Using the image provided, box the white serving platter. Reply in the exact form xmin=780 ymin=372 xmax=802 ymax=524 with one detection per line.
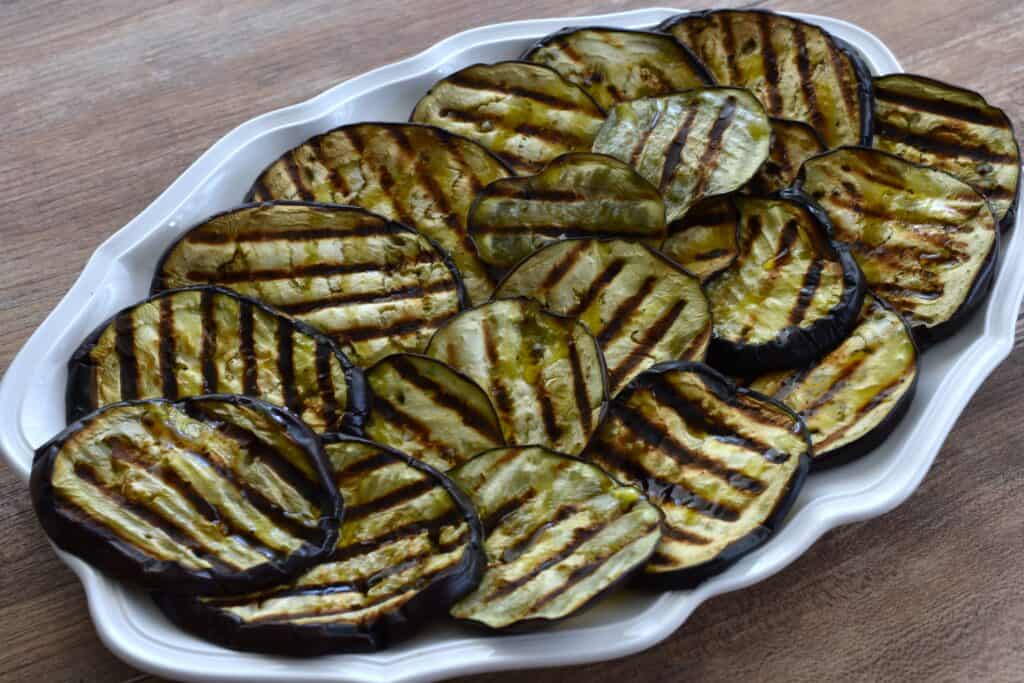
xmin=2 ymin=7 xmax=1021 ymax=683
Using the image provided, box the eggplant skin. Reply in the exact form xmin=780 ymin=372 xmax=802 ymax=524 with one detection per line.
xmin=155 ymin=436 xmax=485 ymax=656
xmin=31 ymin=395 xmax=342 ymax=596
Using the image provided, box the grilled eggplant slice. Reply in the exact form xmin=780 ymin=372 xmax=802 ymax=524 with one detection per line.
xmin=32 ymin=395 xmax=341 ymax=595
xmin=154 ymin=202 xmax=465 ymax=366
xmin=523 ymin=27 xmax=712 ymax=109
xmin=659 ymin=9 xmax=872 ymax=148
xmin=448 ymin=446 xmax=662 ymax=630
xmin=156 ymin=437 xmax=484 ymax=654
xmin=425 ymin=299 xmax=606 ymax=455
xmin=798 ymin=147 xmax=998 ymax=344
xmin=365 ymin=354 xmax=505 ymax=471
xmin=247 ymin=123 xmax=511 ymax=304
xmin=494 ymin=239 xmax=711 ymax=395
xmin=660 ymin=196 xmax=739 ymax=283
xmin=705 ymin=193 xmax=864 ymax=373
xmin=467 ymin=153 xmax=666 ymax=270
xmin=746 ymin=295 xmax=917 ymax=468
xmin=410 ymin=61 xmax=606 ymax=174
xmin=872 ymin=74 xmax=1020 ymax=227
xmin=67 ymin=286 xmax=365 ymax=434
xmin=583 ymin=362 xmax=810 ymax=587
xmin=592 ymin=88 xmax=771 ymax=222
xmin=745 ymin=118 xmax=826 ymax=194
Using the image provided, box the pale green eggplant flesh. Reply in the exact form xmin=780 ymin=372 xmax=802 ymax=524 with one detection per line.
xmin=660 ymin=196 xmax=739 ymax=283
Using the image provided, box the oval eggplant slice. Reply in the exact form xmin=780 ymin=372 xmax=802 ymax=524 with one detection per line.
xmin=467 ymin=152 xmax=667 ymax=270
xmin=660 ymin=196 xmax=739 ymax=283
xmin=448 ymin=446 xmax=662 ymax=630
xmin=583 ymin=362 xmax=810 ymax=588
xmin=365 ymin=354 xmax=505 ymax=471
xmin=67 ymin=286 xmax=365 ymax=434
xmin=425 ymin=298 xmax=606 ymax=455
xmin=872 ymin=74 xmax=1021 ymax=227
xmin=745 ymin=118 xmax=826 ymax=194
xmin=410 ymin=61 xmax=606 ymax=174
xmin=658 ymin=9 xmax=872 ymax=148
xmin=32 ymin=395 xmax=341 ymax=595
xmin=156 ymin=437 xmax=484 ymax=654
xmin=494 ymin=239 xmax=711 ymax=395
xmin=247 ymin=123 xmax=511 ymax=304
xmin=746 ymin=295 xmax=918 ymax=468
xmin=592 ymin=88 xmax=771 ymax=222
xmin=705 ymin=193 xmax=864 ymax=373
xmin=523 ymin=27 xmax=712 ymax=110
xmin=153 ymin=202 xmax=465 ymax=367
xmin=798 ymin=147 xmax=998 ymax=344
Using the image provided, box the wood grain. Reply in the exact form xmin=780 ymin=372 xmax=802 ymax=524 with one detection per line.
xmin=1 ymin=1 xmax=1022 ymax=681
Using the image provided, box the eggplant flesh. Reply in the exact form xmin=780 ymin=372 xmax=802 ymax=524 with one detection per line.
xmin=468 ymin=152 xmax=667 ymax=270
xmin=660 ymin=196 xmax=739 ymax=283
xmin=448 ymin=446 xmax=662 ymax=630
xmin=495 ymin=239 xmax=711 ymax=395
xmin=155 ymin=437 xmax=484 ymax=655
xmin=745 ymin=118 xmax=825 ymax=194
xmin=32 ymin=395 xmax=341 ymax=595
xmin=583 ymin=362 xmax=810 ymax=587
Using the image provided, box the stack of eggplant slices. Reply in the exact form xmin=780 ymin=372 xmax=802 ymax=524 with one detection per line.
xmin=31 ymin=9 xmax=1019 ymax=655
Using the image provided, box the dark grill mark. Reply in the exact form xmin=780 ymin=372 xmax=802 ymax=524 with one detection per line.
xmin=343 ymin=478 xmax=434 ymax=522
xmin=875 ymin=86 xmax=1009 ymax=127
xmin=250 ymin=177 xmax=271 ymax=202
xmin=568 ymin=339 xmax=592 ymax=436
xmin=283 ymin=152 xmax=313 ymax=201
xmin=314 ymin=135 xmax=350 ymax=196
xmin=183 ymin=253 xmax=440 ymax=285
xmin=538 ymin=387 xmax=562 ymax=444
xmin=660 ymin=107 xmax=700 ymax=192
xmin=608 ymin=296 xmax=689 ymax=391
xmin=539 ymin=240 xmax=590 ymax=293
xmin=789 ymin=260 xmax=823 ymax=326
xmin=370 ymin=397 xmax=445 ymax=462
xmin=500 ymin=505 xmax=580 ymax=564
xmin=114 ymin=313 xmax=139 ymax=400
xmin=874 ymin=121 xmax=1016 ymax=164
xmin=826 ymin=40 xmax=858 ymax=130
xmin=720 ymin=15 xmax=741 ymax=83
xmin=692 ymin=99 xmax=738 ymax=199
xmin=329 ymin=507 xmax=464 ymax=564
xmin=815 ymin=373 xmax=910 ymax=452
xmin=446 ymin=73 xmax=593 ymax=112
xmin=481 ymin=495 xmax=528 ymax=535
xmin=277 ymin=327 xmax=300 ymax=414
xmin=277 ymin=279 xmax=456 ymax=316
xmin=200 ymin=289 xmax=218 ymax=393
xmin=756 ymin=13 xmax=783 ymax=115
xmin=315 ymin=344 xmax=339 ymax=430
xmin=476 ymin=225 xmax=650 ymax=240
xmin=185 ymin=223 xmax=406 ymax=245
xmin=341 ymin=311 xmax=455 ymax=343
xmin=158 ymin=296 xmax=178 ymax=399
xmin=800 ymin=355 xmax=868 ymax=417
xmin=794 ymin=24 xmax=826 ymax=133
xmin=238 ymin=300 xmax=259 ymax=396
xmin=661 ymin=523 xmax=711 ymax=545
xmin=481 ymin=318 xmax=515 ymax=433
xmin=596 ymin=276 xmax=659 ymax=347
xmin=629 ymin=104 xmax=661 ymax=166
xmin=335 ymin=450 xmax=396 ymax=479
xmin=565 ymin=259 xmax=627 ymax=317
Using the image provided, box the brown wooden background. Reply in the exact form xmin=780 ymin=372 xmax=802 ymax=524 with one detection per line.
xmin=2 ymin=1 xmax=1023 ymax=681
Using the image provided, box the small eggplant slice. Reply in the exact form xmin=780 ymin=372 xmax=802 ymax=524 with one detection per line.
xmin=583 ymin=362 xmax=810 ymax=588
xmin=523 ymin=27 xmax=712 ymax=109
xmin=365 ymin=354 xmax=505 ymax=471
xmin=448 ymin=446 xmax=662 ymax=630
xmin=705 ymin=193 xmax=864 ymax=373
xmin=746 ymin=295 xmax=918 ymax=468
xmin=592 ymin=88 xmax=771 ymax=222
xmin=410 ymin=61 xmax=606 ymax=174
xmin=156 ymin=437 xmax=484 ymax=654
xmin=154 ymin=202 xmax=465 ymax=367
xmin=67 ymin=286 xmax=365 ymax=434
xmin=798 ymin=147 xmax=998 ymax=344
xmin=660 ymin=196 xmax=739 ymax=283
xmin=32 ymin=395 xmax=341 ymax=595
xmin=745 ymin=118 xmax=826 ymax=194
xmin=872 ymin=74 xmax=1021 ymax=227
xmin=468 ymin=152 xmax=667 ymax=270
xmin=248 ymin=123 xmax=511 ymax=304
xmin=495 ymin=239 xmax=711 ymax=395
xmin=425 ymin=298 xmax=606 ymax=455
xmin=658 ymin=9 xmax=872 ymax=148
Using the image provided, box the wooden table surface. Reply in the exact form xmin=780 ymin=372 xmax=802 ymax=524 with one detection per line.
xmin=2 ymin=1 xmax=1023 ymax=681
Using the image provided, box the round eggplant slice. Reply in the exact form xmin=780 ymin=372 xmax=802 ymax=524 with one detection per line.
xmin=467 ymin=152 xmax=667 ymax=270
xmin=247 ymin=123 xmax=511 ymax=304
xmin=410 ymin=61 xmax=606 ymax=174
xmin=365 ymin=354 xmax=505 ymax=471
xmin=155 ymin=437 xmax=484 ymax=655
xmin=872 ymin=74 xmax=1021 ymax=228
xmin=523 ymin=27 xmax=712 ymax=110
xmin=583 ymin=362 xmax=810 ymax=588
xmin=67 ymin=286 xmax=365 ymax=434
xmin=495 ymin=239 xmax=711 ymax=395
xmin=32 ymin=395 xmax=341 ymax=595
xmin=592 ymin=88 xmax=771 ymax=222
xmin=658 ymin=9 xmax=872 ymax=148
xmin=705 ymin=193 xmax=864 ymax=374
xmin=798 ymin=147 xmax=998 ymax=344
xmin=448 ymin=446 xmax=662 ymax=631
xmin=660 ymin=196 xmax=739 ymax=283
xmin=425 ymin=298 xmax=606 ymax=455
xmin=746 ymin=295 xmax=918 ymax=468
xmin=153 ymin=202 xmax=465 ymax=367
xmin=745 ymin=118 xmax=826 ymax=194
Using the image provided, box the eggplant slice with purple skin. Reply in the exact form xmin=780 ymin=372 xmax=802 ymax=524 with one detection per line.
xmin=797 ymin=147 xmax=998 ymax=346
xmin=660 ymin=196 xmax=740 ymax=283
xmin=155 ymin=436 xmax=484 ymax=655
xmin=447 ymin=446 xmax=662 ymax=631
xmin=583 ymin=362 xmax=810 ymax=588
xmin=67 ymin=285 xmax=366 ymax=435
xmin=705 ymin=192 xmax=865 ymax=374
xmin=744 ymin=118 xmax=826 ymax=194
xmin=32 ymin=395 xmax=342 ymax=596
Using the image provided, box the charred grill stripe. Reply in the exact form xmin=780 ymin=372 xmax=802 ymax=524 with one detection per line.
xmin=500 ymin=504 xmax=580 ymax=564
xmin=315 ymin=344 xmax=339 ymax=431
xmin=596 ymin=276 xmax=659 ymax=347
xmin=184 ymin=223 xmax=406 ymax=245
xmin=114 ymin=314 xmax=139 ymax=400
xmin=445 ymin=135 xmax=483 ymax=196
xmin=282 ymin=152 xmax=314 ymax=201
xmin=343 ymin=478 xmax=435 ymax=522
xmin=875 ymin=88 xmax=1009 ymax=127
xmin=276 ymin=280 xmax=457 ymax=316
xmin=794 ymin=24 xmax=826 ymax=134
xmin=564 ymin=259 xmax=627 ymax=317
xmin=329 ymin=508 xmax=464 ymax=564
xmin=800 ymin=355 xmax=869 ymax=417
xmin=238 ymin=300 xmax=259 ymax=396
xmin=335 ymin=451 xmax=396 ymax=478
xmin=827 ymin=40 xmax=858 ymax=127
xmin=481 ymin=317 xmax=515 ymax=431
xmin=661 ymin=523 xmax=712 ymax=545
xmin=445 ymin=74 xmax=593 ymax=112
xmin=538 ymin=386 xmax=561 ymax=445
xmin=183 ymin=253 xmax=441 ymax=285
xmin=821 ymin=192 xmax=977 ymax=233
xmin=815 ymin=373 xmax=911 ymax=450
xmin=789 ymin=259 xmax=823 ymax=326
xmin=389 ymin=127 xmax=463 ymax=243
xmin=568 ymin=339 xmax=592 ymax=436
xmin=472 ymin=224 xmax=653 ymax=239
xmin=481 ymin=494 xmax=529 ymax=535
xmin=756 ymin=13 xmax=784 ymax=115
xmin=692 ymin=99 xmax=738 ymax=199
xmin=873 ymin=121 xmax=1017 ymax=164
xmin=313 ymin=135 xmax=350 ymax=196
xmin=539 ymin=240 xmax=590 ymax=293
xmin=436 ymin=108 xmax=589 ymax=149
xmin=370 ymin=397 xmax=447 ymax=462
xmin=660 ymin=107 xmax=700 ymax=192
xmin=692 ymin=248 xmax=731 ymax=262
xmin=629 ymin=105 xmax=661 ymax=166
xmin=737 ymin=214 xmax=764 ymax=262
xmin=158 ymin=296 xmax=178 ymax=400
xmin=608 ymin=296 xmax=689 ymax=390
xmin=277 ymin=326 xmax=300 ymax=414
xmin=200 ymin=290 xmax=218 ymax=393
xmin=250 ymin=177 xmax=271 ymax=202
xmin=720 ymin=15 xmax=741 ymax=84
xmin=341 ymin=311 xmax=455 ymax=343
xmin=681 ymin=323 xmax=712 ymax=359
